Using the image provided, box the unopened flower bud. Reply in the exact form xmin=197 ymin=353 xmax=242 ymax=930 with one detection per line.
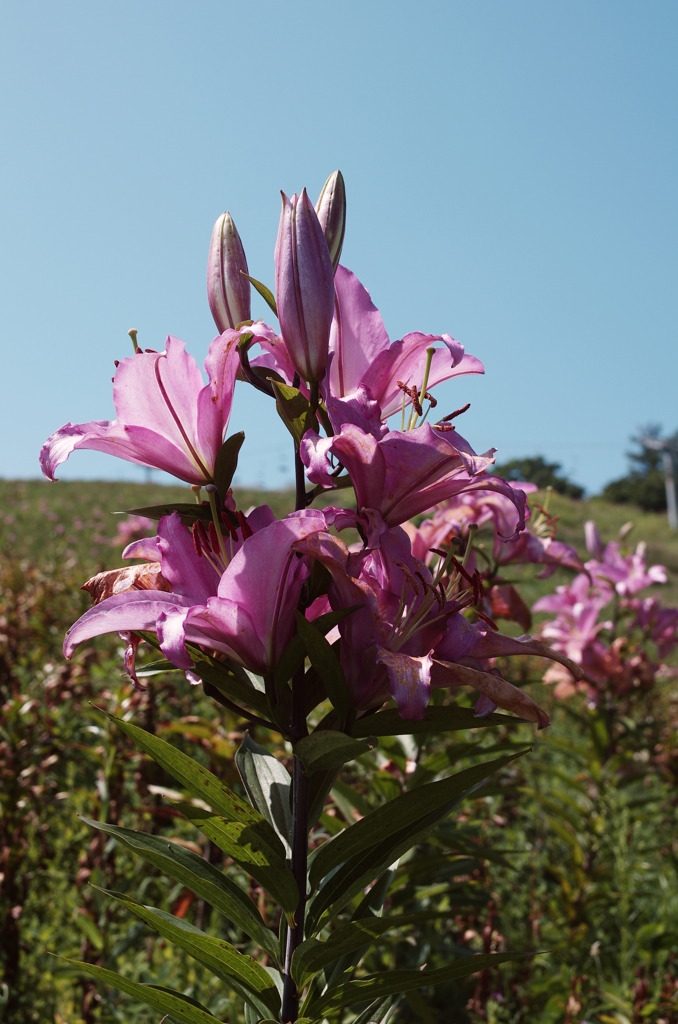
xmin=274 ymin=188 xmax=335 ymax=384
xmin=315 ymin=170 xmax=346 ymax=272
xmin=207 ymin=212 xmax=251 ymax=333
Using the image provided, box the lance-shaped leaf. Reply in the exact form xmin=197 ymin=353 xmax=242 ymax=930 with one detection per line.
xmin=175 ymin=803 xmax=299 ymax=913
xmin=187 ymin=646 xmax=272 ymax=719
xmin=274 ymin=607 xmax=356 ymax=692
xmin=271 ymin=380 xmax=319 ymax=446
xmin=121 ymin=502 xmax=217 ymax=526
xmin=104 ymin=714 xmax=283 ymax=851
xmin=352 ymin=704 xmax=523 ymax=737
xmin=242 ymin=272 xmax=278 ymax=316
xmin=294 ymin=730 xmax=378 ymax=773
xmin=235 ymin=734 xmax=292 ymax=857
xmin=96 ymin=887 xmax=281 ymax=1018
xmin=350 ymin=997 xmax=400 ymax=1024
xmin=295 ymin=612 xmax=350 ymax=721
xmin=309 ymin=952 xmax=538 ymax=1015
xmin=309 ymin=751 xmax=528 ymax=890
xmin=214 ymin=431 xmax=245 ymax=502
xmin=292 ymin=913 xmax=447 ymax=988
xmin=80 ymin=816 xmax=278 ymax=960
xmin=50 ymin=957 xmax=225 ymax=1024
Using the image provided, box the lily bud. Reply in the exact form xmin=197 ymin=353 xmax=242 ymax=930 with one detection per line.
xmin=315 ymin=170 xmax=346 ymax=272
xmin=207 ymin=212 xmax=251 ymax=333
xmin=274 ymin=188 xmax=335 ymax=384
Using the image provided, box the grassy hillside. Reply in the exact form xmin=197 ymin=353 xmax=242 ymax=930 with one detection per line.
xmin=2 ymin=478 xmax=676 ymax=606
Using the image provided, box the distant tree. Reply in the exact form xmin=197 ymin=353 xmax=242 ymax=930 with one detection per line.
xmin=601 ymin=424 xmax=677 ymax=512
xmin=491 ymin=455 xmax=584 ymax=499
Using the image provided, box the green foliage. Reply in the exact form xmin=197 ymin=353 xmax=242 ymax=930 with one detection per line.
xmin=602 ymin=425 xmax=678 ymax=512
xmin=3 ymin=482 xmax=678 ymax=1023
xmin=491 ymin=455 xmax=585 ymax=499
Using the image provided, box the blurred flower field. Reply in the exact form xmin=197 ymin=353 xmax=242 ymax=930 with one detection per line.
xmin=1 ymin=480 xmax=678 ymax=1023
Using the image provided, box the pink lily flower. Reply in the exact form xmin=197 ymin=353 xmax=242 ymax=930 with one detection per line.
xmin=327 ymin=266 xmax=484 ymax=418
xmin=40 ymin=332 xmax=241 ymax=485
xmin=294 ymin=527 xmax=578 ymax=724
xmin=585 ymin=538 xmax=667 ymax=597
xmin=405 ymin=486 xmax=584 ymax=579
xmin=301 ymin=421 xmax=527 ymax=547
xmin=63 ymin=509 xmax=327 ymax=682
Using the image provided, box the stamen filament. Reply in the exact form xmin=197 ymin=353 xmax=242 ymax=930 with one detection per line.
xmin=410 ymin=346 xmax=435 ymax=430
xmin=205 ymin=485 xmax=231 ymax=567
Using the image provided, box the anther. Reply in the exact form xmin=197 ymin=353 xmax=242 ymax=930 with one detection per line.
xmin=114 ymin=359 xmax=120 ymax=367
xmin=208 ymin=521 xmax=221 ymax=554
xmin=236 ymin=510 xmax=253 ymax=540
xmin=220 ymin=510 xmax=239 ymax=539
xmin=192 ymin=521 xmax=203 ymax=558
xmin=437 ymin=402 xmax=471 ymax=424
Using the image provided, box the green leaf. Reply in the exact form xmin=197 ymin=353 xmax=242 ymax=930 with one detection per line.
xmin=309 ymin=751 xmax=527 ymax=890
xmin=242 ymin=273 xmax=278 ymax=316
xmin=273 ymin=607 xmax=356 ymax=692
xmin=186 ymin=646 xmax=273 ymax=720
xmin=235 ymin=734 xmax=292 ymax=857
xmin=294 ymin=730 xmax=378 ymax=773
xmin=105 ymin=713 xmax=281 ymax=846
xmin=175 ymin=804 xmax=299 ymax=913
xmin=295 ymin=612 xmax=350 ymax=721
xmin=214 ymin=432 xmax=245 ymax=502
xmin=74 ymin=912 xmax=104 ymax=951
xmin=120 ymin=502 xmax=214 ymax=525
xmin=352 ymin=704 xmax=524 ymax=737
xmin=292 ymin=914 xmax=442 ymax=987
xmin=50 ymin=957 xmax=226 ymax=1023
xmin=309 ymin=951 xmax=538 ymax=1015
xmin=80 ymin=816 xmax=278 ymax=961
xmin=96 ymin=888 xmax=281 ymax=1018
xmin=271 ymin=380 xmax=319 ymax=446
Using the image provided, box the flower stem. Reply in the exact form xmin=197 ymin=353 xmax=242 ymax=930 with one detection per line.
xmin=281 ymin=661 xmax=309 ymax=1022
xmin=282 ymin=444 xmax=311 ymax=1022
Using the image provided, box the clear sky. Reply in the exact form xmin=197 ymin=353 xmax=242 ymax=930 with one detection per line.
xmin=1 ymin=1 xmax=676 ymax=494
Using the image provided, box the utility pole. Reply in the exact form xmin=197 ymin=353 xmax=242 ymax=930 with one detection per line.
xmin=641 ymin=437 xmax=678 ymax=530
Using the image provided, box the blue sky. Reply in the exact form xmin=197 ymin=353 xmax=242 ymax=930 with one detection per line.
xmin=1 ymin=1 xmax=676 ymax=494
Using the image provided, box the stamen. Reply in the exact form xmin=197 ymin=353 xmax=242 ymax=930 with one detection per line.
xmin=208 ymin=521 xmax=221 ymax=554
xmin=205 ymin=484 xmax=230 ymax=565
xmin=474 ymin=608 xmax=499 ymax=631
xmin=237 ymin=510 xmax=253 ymax=540
xmin=192 ymin=521 xmax=204 ymax=558
xmin=437 ymin=402 xmax=471 ymax=424
xmin=409 ymin=346 xmax=435 ymax=430
xmin=432 ymin=423 xmax=456 ymax=432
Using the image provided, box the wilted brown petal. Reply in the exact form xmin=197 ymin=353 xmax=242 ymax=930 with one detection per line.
xmin=82 ymin=563 xmax=170 ymax=605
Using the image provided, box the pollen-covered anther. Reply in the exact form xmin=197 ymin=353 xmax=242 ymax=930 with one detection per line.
xmin=192 ymin=520 xmax=209 ymax=558
xmin=424 ymin=391 xmax=437 ymax=408
xmin=395 ymin=561 xmax=422 ymax=596
xmin=432 ymin=423 xmax=456 ymax=432
xmin=236 ymin=510 xmax=253 ymax=540
xmin=437 ymin=402 xmax=471 ymax=424
xmin=208 ymin=520 xmax=221 ymax=554
xmin=474 ymin=607 xmax=500 ymax=631
xmin=220 ymin=511 xmax=239 ymax=540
